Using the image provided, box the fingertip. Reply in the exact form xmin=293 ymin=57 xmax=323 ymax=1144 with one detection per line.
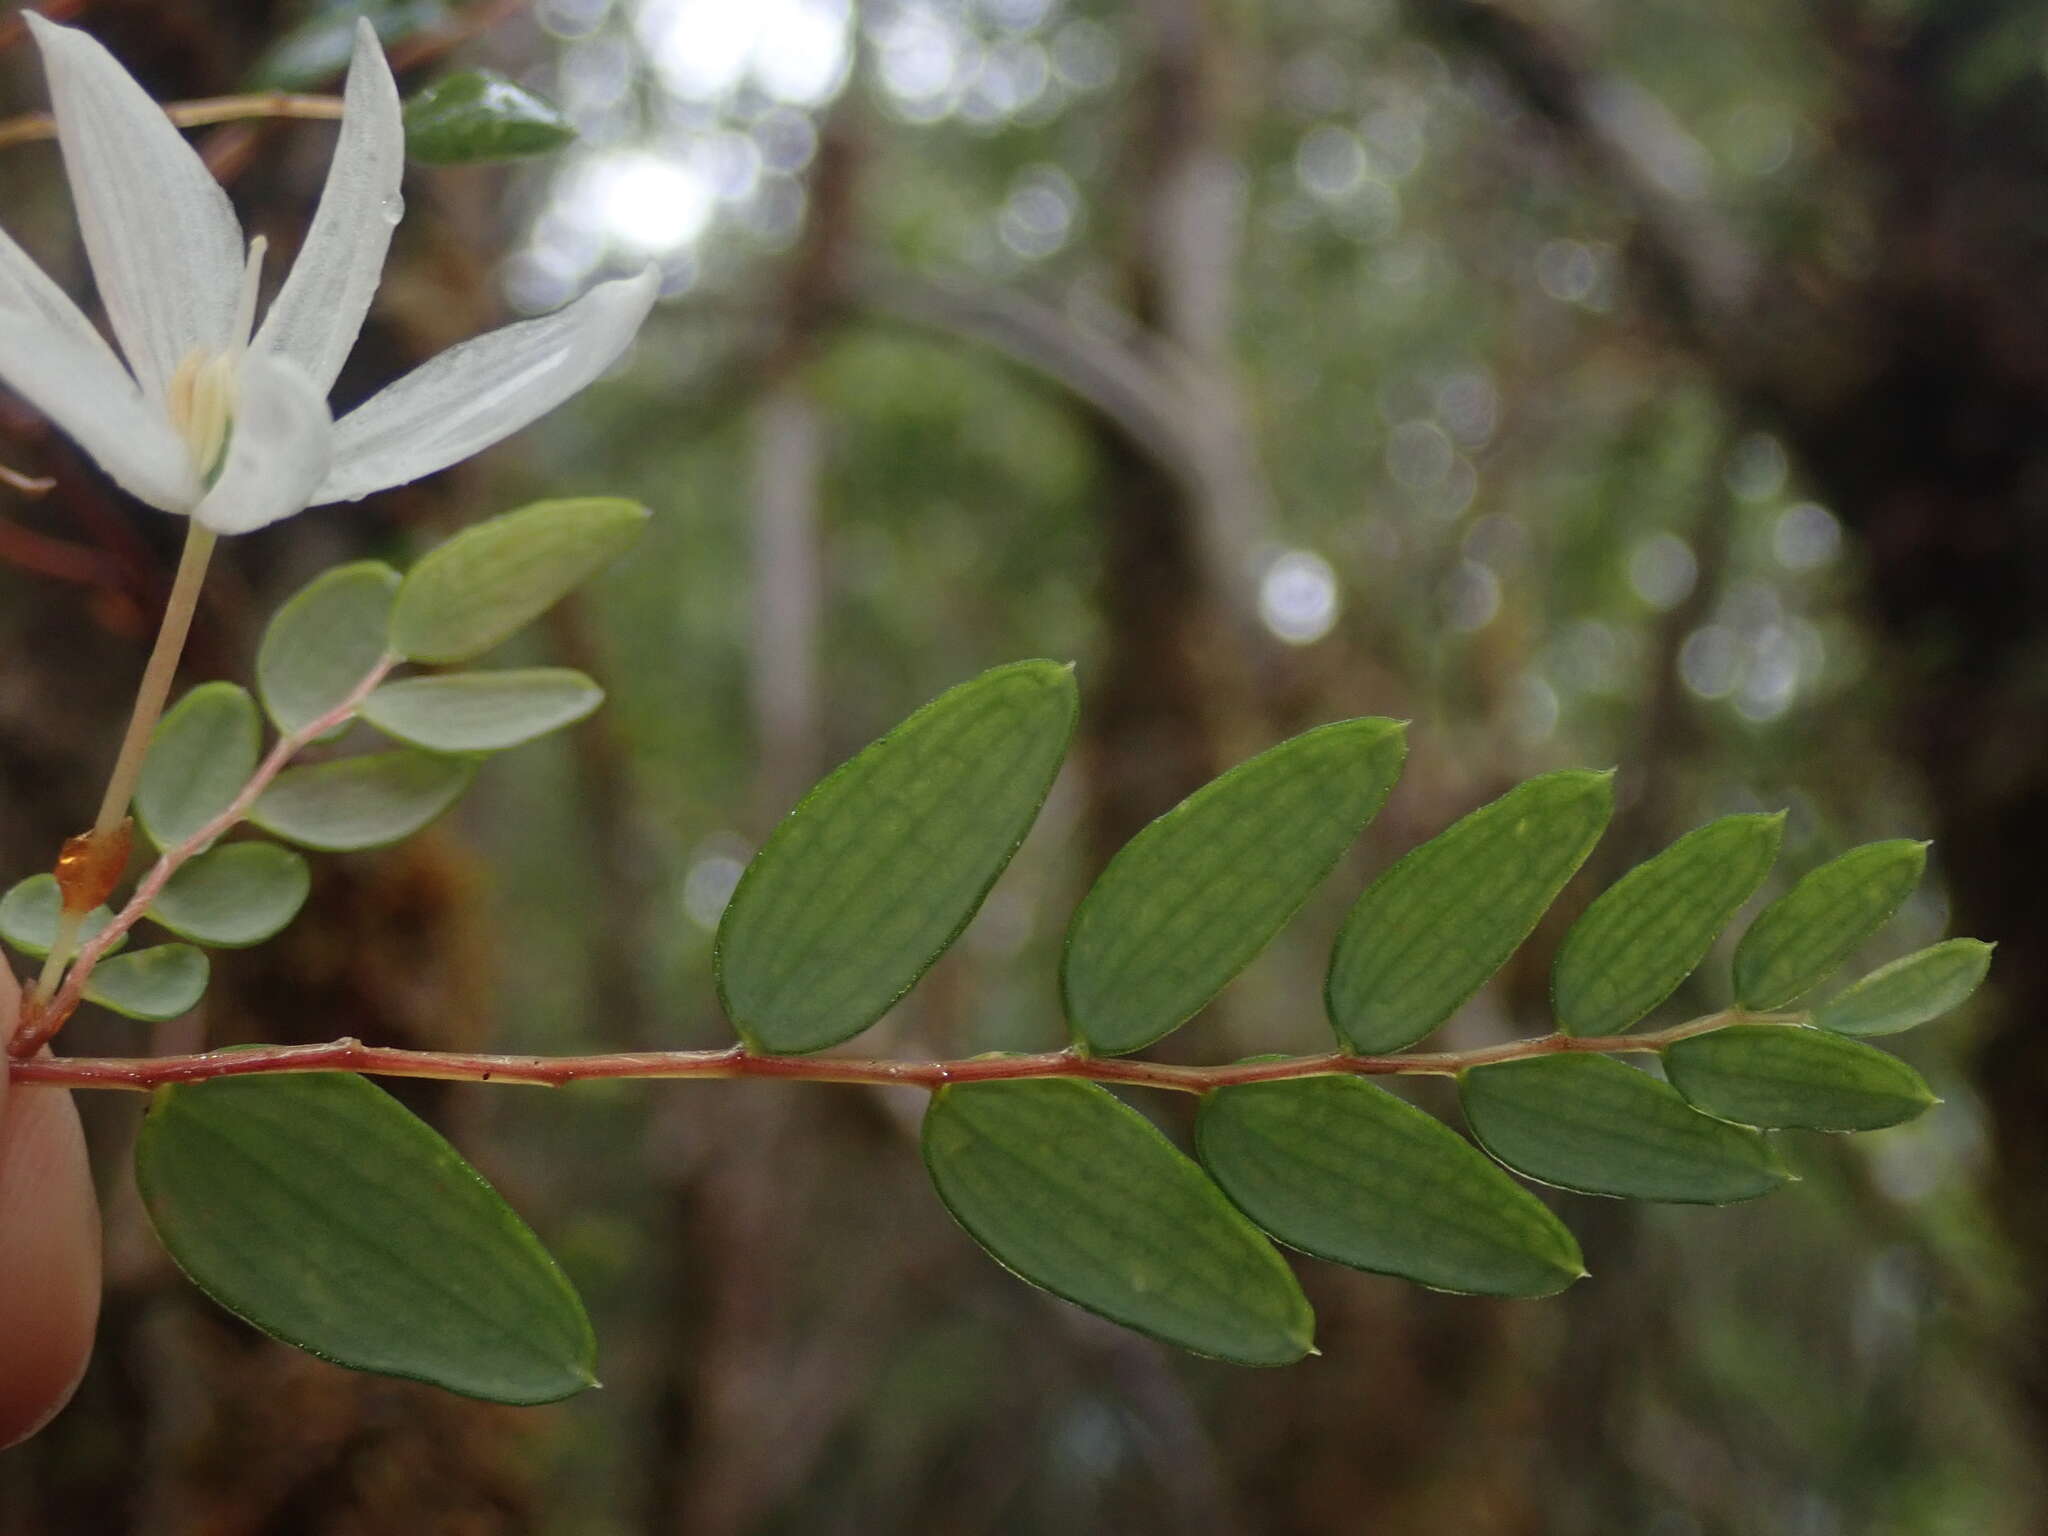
xmin=0 ymin=1060 xmax=103 ymax=1449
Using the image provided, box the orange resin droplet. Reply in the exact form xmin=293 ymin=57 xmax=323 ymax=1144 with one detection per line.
xmin=53 ymin=819 xmax=132 ymax=915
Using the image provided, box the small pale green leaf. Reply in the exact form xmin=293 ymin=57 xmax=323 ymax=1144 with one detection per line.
xmin=1816 ymin=939 xmax=1995 ymax=1038
xmin=924 ymin=1080 xmax=1313 ymax=1365
xmin=389 ymin=498 xmax=649 ymax=664
xmin=1460 ymin=1054 xmax=1789 ymax=1204
xmin=149 ymin=843 xmax=312 ymax=948
xmin=1328 ymin=771 xmax=1614 ymax=1054
xmin=362 ymin=669 xmax=603 ymax=753
xmin=84 ymin=945 xmax=208 ymax=1021
xmin=1733 ymin=840 xmax=1929 ymax=1009
xmin=718 ymin=662 xmax=1077 ymax=1054
xmin=258 ymin=561 xmax=401 ymax=737
xmin=1064 ymin=719 xmax=1407 ymax=1056
xmin=136 ymin=1073 xmax=596 ymax=1404
xmin=136 ymin=683 xmax=261 ymax=852
xmin=1197 ymin=1076 xmax=1585 ymax=1297
xmin=0 ymin=874 xmax=123 ymax=959
xmin=1554 ymin=813 xmax=1784 ymax=1037
xmin=1663 ymin=1025 xmax=1934 ymax=1132
xmin=251 ymin=751 xmax=475 ymax=852
xmin=404 ymin=70 xmax=576 ymax=164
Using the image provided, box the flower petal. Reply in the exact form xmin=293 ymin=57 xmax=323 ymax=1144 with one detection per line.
xmin=315 ymin=267 xmax=658 ymax=505
xmin=252 ymin=20 xmax=403 ymax=396
xmin=191 ymin=355 xmax=334 ymax=534
xmin=27 ymin=16 xmax=244 ymax=404
xmin=0 ymin=230 xmax=196 ymax=510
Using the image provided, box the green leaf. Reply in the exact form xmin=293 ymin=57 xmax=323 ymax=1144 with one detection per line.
xmin=1327 ymin=771 xmax=1614 ymax=1054
xmin=1062 ymin=719 xmax=1406 ymax=1056
xmin=84 ymin=945 xmax=209 ymax=1021
xmin=924 ymin=1080 xmax=1313 ymax=1364
xmin=361 ymin=669 xmax=603 ymax=753
xmin=718 ymin=662 xmax=1077 ymax=1055
xmin=1733 ymin=840 xmax=1929 ymax=1009
xmin=1460 ymin=1054 xmax=1789 ymax=1204
xmin=1197 ymin=1076 xmax=1585 ymax=1297
xmin=149 ymin=843 xmax=312 ymax=949
xmin=1553 ymin=813 xmax=1784 ymax=1037
xmin=0 ymin=874 xmax=123 ymax=959
xmin=1815 ymin=939 xmax=1995 ymax=1038
xmin=1663 ymin=1025 xmax=1935 ymax=1132
xmin=136 ymin=683 xmax=261 ymax=852
xmin=135 ymin=1073 xmax=596 ymax=1404
xmin=258 ymin=561 xmax=401 ymax=737
xmin=251 ymin=751 xmax=476 ymax=852
xmin=403 ymin=70 xmax=576 ymax=164
xmin=244 ymin=1 xmax=448 ymax=91
xmin=389 ymin=498 xmax=649 ymax=664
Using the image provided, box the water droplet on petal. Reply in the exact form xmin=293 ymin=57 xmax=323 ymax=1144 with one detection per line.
xmin=379 ymin=193 xmax=405 ymax=226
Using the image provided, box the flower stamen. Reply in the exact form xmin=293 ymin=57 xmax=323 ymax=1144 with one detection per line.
xmin=163 ymin=236 xmax=267 ymax=481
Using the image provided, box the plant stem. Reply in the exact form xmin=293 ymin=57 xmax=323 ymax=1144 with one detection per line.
xmin=11 ymin=649 xmax=401 ymax=1056
xmin=9 ymin=1010 xmax=1799 ymax=1094
xmin=30 ymin=523 xmax=218 ymax=1008
xmin=0 ymin=93 xmax=343 ymax=153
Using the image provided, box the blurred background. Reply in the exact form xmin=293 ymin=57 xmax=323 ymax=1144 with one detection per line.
xmin=1 ymin=0 xmax=2044 ymax=1529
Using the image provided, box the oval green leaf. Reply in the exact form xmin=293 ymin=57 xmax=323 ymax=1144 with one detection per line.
xmin=1663 ymin=1024 xmax=1935 ymax=1132
xmin=1733 ymin=840 xmax=1929 ymax=1009
xmin=1815 ymin=938 xmax=1994 ymax=1038
xmin=717 ymin=662 xmax=1077 ymax=1054
xmin=404 ymin=70 xmax=576 ymax=165
xmin=136 ymin=683 xmax=261 ymax=852
xmin=1064 ymin=719 xmax=1407 ymax=1056
xmin=136 ymin=1072 xmax=596 ymax=1404
xmin=389 ymin=498 xmax=649 ymax=664
xmin=1460 ymin=1054 xmax=1788 ymax=1204
xmin=84 ymin=944 xmax=208 ymax=1021
xmin=149 ymin=842 xmax=312 ymax=948
xmin=251 ymin=751 xmax=476 ymax=852
xmin=1328 ymin=771 xmax=1614 ymax=1054
xmin=924 ymin=1080 xmax=1313 ymax=1364
xmin=0 ymin=874 xmax=123 ymax=959
xmin=258 ymin=560 xmax=401 ymax=737
xmin=1553 ymin=813 xmax=1784 ymax=1037
xmin=362 ymin=668 xmax=603 ymax=753
xmin=1197 ymin=1075 xmax=1585 ymax=1297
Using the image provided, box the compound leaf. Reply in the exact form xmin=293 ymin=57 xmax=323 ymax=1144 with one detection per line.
xmin=1064 ymin=718 xmax=1406 ymax=1056
xmin=1328 ymin=772 xmax=1613 ymax=1053
xmin=252 ymin=751 xmax=475 ymax=852
xmin=136 ymin=1072 xmax=596 ymax=1404
xmin=404 ymin=70 xmax=576 ymax=164
xmin=1815 ymin=939 xmax=1994 ymax=1038
xmin=1554 ymin=813 xmax=1783 ymax=1037
xmin=924 ymin=1079 xmax=1313 ymax=1365
xmin=1663 ymin=1025 xmax=1935 ymax=1131
xmin=389 ymin=498 xmax=648 ymax=664
xmin=1460 ymin=1054 xmax=1788 ymax=1204
xmin=149 ymin=842 xmax=312 ymax=948
xmin=1733 ymin=840 xmax=1928 ymax=1009
xmin=84 ymin=944 xmax=208 ymax=1021
xmin=0 ymin=874 xmax=122 ymax=959
xmin=137 ymin=683 xmax=260 ymax=853
xmin=258 ymin=561 xmax=400 ymax=737
xmin=1197 ymin=1075 xmax=1584 ymax=1297
xmin=718 ymin=662 xmax=1076 ymax=1055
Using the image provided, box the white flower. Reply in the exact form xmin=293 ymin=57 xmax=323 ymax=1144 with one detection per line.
xmin=0 ymin=18 xmax=657 ymax=535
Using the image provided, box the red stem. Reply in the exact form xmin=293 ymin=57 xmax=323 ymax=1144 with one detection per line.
xmin=10 ymin=1011 xmax=1782 ymax=1094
